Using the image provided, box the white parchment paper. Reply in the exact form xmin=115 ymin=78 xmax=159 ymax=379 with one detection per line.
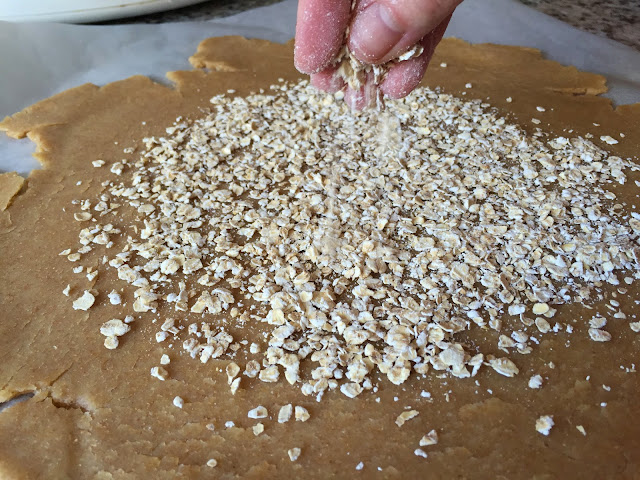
xmin=1 ymin=0 xmax=639 ymax=175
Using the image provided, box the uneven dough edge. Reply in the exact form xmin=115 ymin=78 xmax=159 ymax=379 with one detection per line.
xmin=1 ymin=37 xmax=638 ymax=175
xmin=0 ymin=173 xmax=25 ymax=211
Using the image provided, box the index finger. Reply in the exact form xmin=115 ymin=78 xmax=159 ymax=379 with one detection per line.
xmin=294 ymin=0 xmax=352 ymax=74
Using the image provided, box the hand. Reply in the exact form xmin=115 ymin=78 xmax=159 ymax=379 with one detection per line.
xmin=294 ymin=0 xmax=461 ymax=109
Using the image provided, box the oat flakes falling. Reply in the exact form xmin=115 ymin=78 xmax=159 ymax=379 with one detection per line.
xmin=68 ymin=80 xmax=640 ymax=400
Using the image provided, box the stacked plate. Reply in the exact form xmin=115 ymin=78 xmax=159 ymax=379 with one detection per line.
xmin=0 ymin=0 xmax=207 ymax=23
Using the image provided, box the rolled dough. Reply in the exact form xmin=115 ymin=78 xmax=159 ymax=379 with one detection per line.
xmin=0 ymin=37 xmax=639 ymax=479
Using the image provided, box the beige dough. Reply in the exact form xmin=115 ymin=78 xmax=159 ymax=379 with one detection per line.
xmin=0 ymin=37 xmax=639 ymax=479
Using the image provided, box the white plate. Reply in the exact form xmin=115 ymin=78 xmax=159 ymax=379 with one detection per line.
xmin=0 ymin=0 xmax=208 ymax=23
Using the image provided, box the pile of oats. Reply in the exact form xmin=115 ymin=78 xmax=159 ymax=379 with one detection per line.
xmin=67 ymin=79 xmax=640 ymax=403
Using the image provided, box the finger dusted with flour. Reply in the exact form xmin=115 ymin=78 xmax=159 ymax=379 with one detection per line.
xmin=295 ymin=0 xmax=352 ymax=73
xmin=348 ymin=0 xmax=461 ymax=64
xmin=381 ymin=13 xmax=451 ymax=99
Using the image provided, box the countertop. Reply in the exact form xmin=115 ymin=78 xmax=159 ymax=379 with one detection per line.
xmin=101 ymin=0 xmax=640 ymax=51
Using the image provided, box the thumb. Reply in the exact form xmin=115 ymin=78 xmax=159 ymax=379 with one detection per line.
xmin=348 ymin=0 xmax=461 ymax=64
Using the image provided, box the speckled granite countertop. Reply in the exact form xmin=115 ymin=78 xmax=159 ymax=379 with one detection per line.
xmin=520 ymin=0 xmax=639 ymax=50
xmin=102 ymin=0 xmax=640 ymax=51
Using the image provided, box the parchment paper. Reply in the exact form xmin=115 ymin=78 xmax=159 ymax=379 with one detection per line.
xmin=1 ymin=0 xmax=639 ymax=175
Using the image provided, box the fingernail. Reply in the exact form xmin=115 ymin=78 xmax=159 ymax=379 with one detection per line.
xmin=349 ymin=3 xmax=404 ymax=63
xmin=344 ymin=81 xmax=377 ymax=111
xmin=345 ymin=88 xmax=366 ymax=111
xmin=310 ymin=71 xmax=345 ymax=94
